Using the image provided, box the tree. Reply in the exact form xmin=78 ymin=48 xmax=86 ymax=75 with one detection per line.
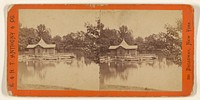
xmin=118 ymin=25 xmax=134 ymax=45
xmin=36 ymin=24 xmax=52 ymax=43
xmin=96 ymin=19 xmax=104 ymax=31
xmin=52 ymin=35 xmax=62 ymax=51
xmin=52 ymin=35 xmax=62 ymax=44
xmin=163 ymin=19 xmax=182 ymax=64
xmin=144 ymin=34 xmax=158 ymax=50
xmin=19 ymin=26 xmax=39 ymax=51
xmin=134 ymin=36 xmax=144 ymax=51
xmin=62 ymin=34 xmax=73 ymax=50
xmin=135 ymin=36 xmax=144 ymax=45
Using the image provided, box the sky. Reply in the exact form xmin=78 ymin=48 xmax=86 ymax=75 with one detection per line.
xmin=19 ymin=9 xmax=182 ymax=38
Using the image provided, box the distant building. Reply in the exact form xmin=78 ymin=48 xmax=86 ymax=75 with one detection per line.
xmin=108 ymin=40 xmax=138 ymax=57
xmin=26 ymin=38 xmax=56 ymax=55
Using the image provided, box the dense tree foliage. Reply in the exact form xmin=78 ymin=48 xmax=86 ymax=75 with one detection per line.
xmin=36 ymin=24 xmax=52 ymax=44
xmin=19 ymin=25 xmax=39 ymax=51
xmin=19 ymin=19 xmax=182 ymax=64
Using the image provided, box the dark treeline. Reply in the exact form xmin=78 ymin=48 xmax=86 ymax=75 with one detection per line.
xmin=19 ymin=19 xmax=182 ymax=65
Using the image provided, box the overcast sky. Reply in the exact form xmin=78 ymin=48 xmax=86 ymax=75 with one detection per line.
xmin=19 ymin=9 xmax=182 ymax=38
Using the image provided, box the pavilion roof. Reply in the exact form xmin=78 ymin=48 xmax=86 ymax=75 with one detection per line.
xmin=27 ymin=38 xmax=55 ymax=49
xmin=109 ymin=39 xmax=137 ymax=50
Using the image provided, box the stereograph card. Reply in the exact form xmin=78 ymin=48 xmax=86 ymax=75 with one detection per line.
xmin=7 ymin=4 xmax=194 ymax=96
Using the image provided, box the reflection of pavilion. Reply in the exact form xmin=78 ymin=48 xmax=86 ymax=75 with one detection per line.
xmin=26 ymin=61 xmax=56 ymax=78
xmin=26 ymin=60 xmax=56 ymax=68
xmin=99 ymin=61 xmax=138 ymax=87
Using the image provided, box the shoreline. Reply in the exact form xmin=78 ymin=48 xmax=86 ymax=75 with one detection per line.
xmin=18 ymin=84 xmax=158 ymax=91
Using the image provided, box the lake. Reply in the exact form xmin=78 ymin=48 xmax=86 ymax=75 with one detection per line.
xmin=18 ymin=55 xmax=182 ymax=91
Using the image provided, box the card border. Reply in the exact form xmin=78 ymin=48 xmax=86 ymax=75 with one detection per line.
xmin=7 ymin=4 xmax=194 ymax=96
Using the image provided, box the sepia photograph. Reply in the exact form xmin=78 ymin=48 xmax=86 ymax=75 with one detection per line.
xmin=17 ymin=9 xmax=182 ymax=91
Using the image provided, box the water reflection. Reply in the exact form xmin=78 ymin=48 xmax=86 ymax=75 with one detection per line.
xmin=99 ymin=57 xmax=182 ymax=91
xmin=100 ymin=61 xmax=138 ymax=82
xmin=18 ymin=56 xmax=182 ymax=91
xmin=18 ymin=57 xmax=100 ymax=90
